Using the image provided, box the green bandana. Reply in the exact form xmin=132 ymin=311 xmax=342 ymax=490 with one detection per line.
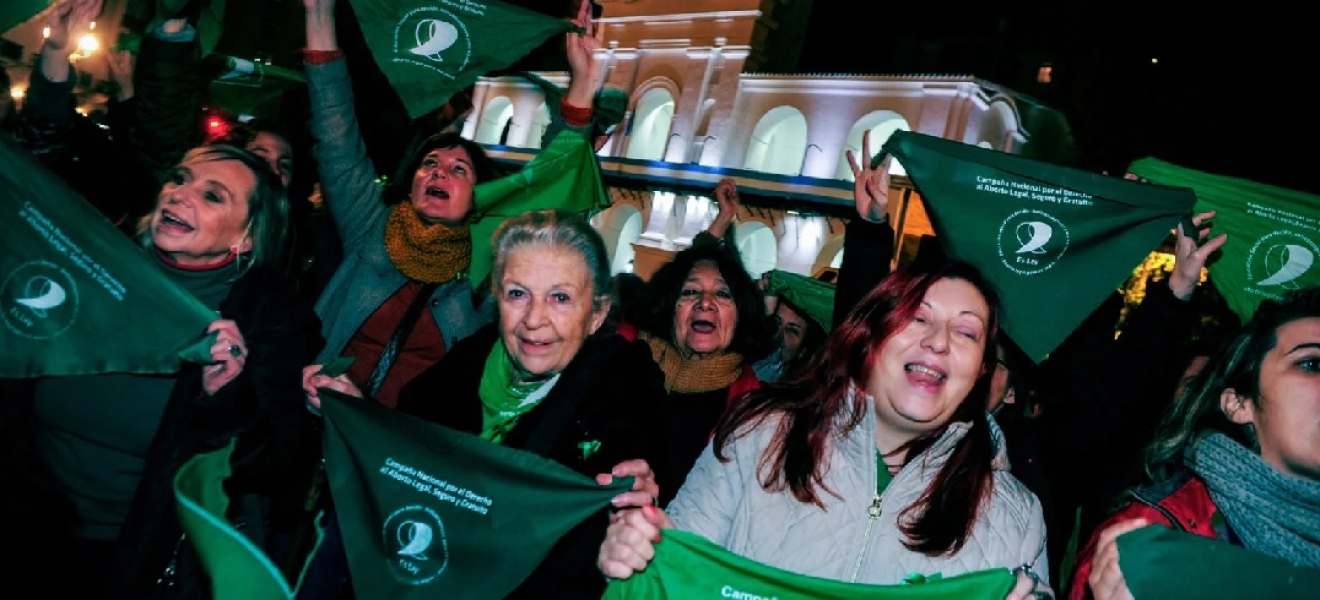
xmin=0 ymin=133 xmax=215 ymax=378
xmin=478 ymin=338 xmax=559 ymax=443
xmin=883 ymin=131 xmax=1196 ymax=362
xmin=602 ymin=529 xmax=1016 ymax=599
xmin=347 ymin=0 xmax=574 ymax=119
xmin=320 ymin=390 xmax=632 ymax=600
xmin=469 ymin=129 xmax=612 ymax=292
xmin=175 ymin=441 xmax=319 ymax=600
xmin=1116 ymin=525 xmax=1320 ymax=599
xmin=765 ymin=269 xmax=836 ymax=332
xmin=1128 ymin=157 xmax=1320 ymax=323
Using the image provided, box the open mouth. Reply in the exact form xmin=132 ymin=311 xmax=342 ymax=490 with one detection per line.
xmin=519 ymin=337 xmax=556 ymax=352
xmin=159 ymin=209 xmax=194 ymax=233
xmin=424 ymin=186 xmax=450 ymax=200
xmin=689 ymin=319 xmax=717 ymax=333
xmin=905 ymin=362 xmax=947 ymax=386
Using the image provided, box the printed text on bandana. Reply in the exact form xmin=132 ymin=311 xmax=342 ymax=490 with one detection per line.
xmin=974 ymin=176 xmax=1095 ymax=206
xmin=18 ymin=202 xmax=126 ymax=301
xmin=381 ymin=458 xmax=494 ymax=515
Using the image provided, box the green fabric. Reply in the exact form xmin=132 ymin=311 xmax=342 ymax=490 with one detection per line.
xmin=1128 ymin=157 xmax=1320 ymax=323
xmin=0 ymin=1 xmax=50 ymax=35
xmin=468 ymin=128 xmax=611 ymax=291
xmin=477 ymin=338 xmax=547 ymax=442
xmin=882 ymin=131 xmax=1196 ymax=363
xmin=875 ymin=450 xmax=893 ymax=496
xmin=1116 ymin=524 xmax=1320 ymax=599
xmin=174 ymin=440 xmax=321 ymax=600
xmin=196 ymin=0 xmax=226 ymax=57
xmin=319 ymin=389 xmax=633 ymax=599
xmin=765 ymin=269 xmax=835 ymax=332
xmin=601 ymin=529 xmax=1017 ymax=599
xmin=346 ymin=0 xmax=574 ymax=120
xmin=0 ymin=133 xmax=215 ymax=378
xmin=208 ymin=54 xmax=307 ymax=118
xmin=516 ymin=71 xmax=629 ymax=134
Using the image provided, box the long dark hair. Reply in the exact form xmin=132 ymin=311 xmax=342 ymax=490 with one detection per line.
xmin=714 ymin=260 xmax=1002 ymax=556
xmin=776 ymin=297 xmax=829 ymax=381
xmin=628 ymin=242 xmax=774 ymax=360
xmin=1145 ymin=286 xmax=1320 ymax=482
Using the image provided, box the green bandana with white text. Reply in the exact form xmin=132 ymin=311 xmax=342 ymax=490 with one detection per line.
xmin=602 ymin=529 xmax=1016 ymax=600
xmin=883 ymin=131 xmax=1197 ymax=362
xmin=320 ymin=390 xmax=632 ymax=599
xmin=0 ymin=134 xmax=215 ymax=378
xmin=347 ymin=0 xmax=574 ymax=119
xmin=1128 ymin=157 xmax=1320 ymax=322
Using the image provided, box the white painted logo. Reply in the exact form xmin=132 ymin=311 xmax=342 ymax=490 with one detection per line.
xmin=393 ymin=7 xmax=472 ymax=79
xmin=997 ymin=209 xmax=1070 ymax=276
xmin=382 ymin=505 xmax=448 ymax=585
xmin=410 ymin=19 xmax=460 ymax=61
xmin=2 ymin=261 xmax=79 ymax=340
xmin=1246 ymin=231 xmax=1319 ymax=296
xmin=1014 ymin=221 xmax=1054 ymax=255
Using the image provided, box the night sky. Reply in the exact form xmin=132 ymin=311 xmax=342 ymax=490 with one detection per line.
xmin=800 ymin=2 xmax=1314 ymax=194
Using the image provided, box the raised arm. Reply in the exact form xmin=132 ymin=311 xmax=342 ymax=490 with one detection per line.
xmin=302 ymin=0 xmax=387 ymax=251
xmin=833 ymin=130 xmax=897 ymax=328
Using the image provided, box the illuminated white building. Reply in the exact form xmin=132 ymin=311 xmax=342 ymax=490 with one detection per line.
xmin=466 ymin=1 xmax=1076 ymax=280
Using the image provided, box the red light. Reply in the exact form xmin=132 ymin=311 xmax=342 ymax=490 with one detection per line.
xmin=208 ymin=118 xmax=223 ymax=130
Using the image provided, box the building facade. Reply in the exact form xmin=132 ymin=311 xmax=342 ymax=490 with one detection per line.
xmin=464 ymin=0 xmax=1070 ymax=280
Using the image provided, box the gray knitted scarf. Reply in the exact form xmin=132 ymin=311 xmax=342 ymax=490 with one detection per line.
xmin=1187 ymin=432 xmax=1320 ymax=568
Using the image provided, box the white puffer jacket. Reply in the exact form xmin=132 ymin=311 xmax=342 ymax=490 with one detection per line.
xmin=668 ymin=387 xmax=1048 ymax=585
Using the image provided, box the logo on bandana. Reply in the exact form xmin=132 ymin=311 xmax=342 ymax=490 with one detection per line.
xmin=393 ymin=7 xmax=471 ymax=79
xmin=997 ymin=209 xmax=1070 ymax=275
xmin=382 ymin=505 xmax=448 ymax=585
xmin=1246 ymin=230 xmax=1318 ymax=297
xmin=1 ymin=261 xmax=79 ymax=340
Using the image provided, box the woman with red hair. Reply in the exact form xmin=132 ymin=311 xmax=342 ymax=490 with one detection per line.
xmin=599 ymin=260 xmax=1050 ymax=597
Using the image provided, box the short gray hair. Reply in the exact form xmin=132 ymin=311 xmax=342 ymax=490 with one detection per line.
xmin=490 ymin=209 xmax=612 ymax=311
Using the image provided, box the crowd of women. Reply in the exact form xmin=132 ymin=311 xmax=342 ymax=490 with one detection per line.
xmin=0 ymin=0 xmax=1316 ymax=599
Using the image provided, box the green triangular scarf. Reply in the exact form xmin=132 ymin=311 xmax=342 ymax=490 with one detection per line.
xmin=765 ymin=269 xmax=836 ymax=332
xmin=478 ymin=338 xmax=558 ymax=443
xmin=346 ymin=0 xmax=574 ymax=119
xmin=0 ymin=132 xmax=214 ymax=377
xmin=883 ymin=131 xmax=1197 ymax=362
xmin=320 ymin=390 xmax=631 ymax=599
xmin=1128 ymin=157 xmax=1320 ymax=322
xmin=602 ymin=529 xmax=1016 ymax=599
xmin=468 ymin=128 xmax=611 ymax=292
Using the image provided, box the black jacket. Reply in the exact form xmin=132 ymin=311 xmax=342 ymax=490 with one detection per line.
xmin=398 ymin=325 xmax=669 ymax=600
xmin=0 ymin=265 xmax=323 ymax=599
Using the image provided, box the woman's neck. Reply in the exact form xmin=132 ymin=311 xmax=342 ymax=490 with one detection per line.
xmin=155 ymin=247 xmax=238 ymax=271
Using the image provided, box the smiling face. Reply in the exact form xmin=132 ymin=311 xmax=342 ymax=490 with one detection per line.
xmin=150 ymin=157 xmax=256 ymax=267
xmin=1222 ymin=317 xmax=1320 ymax=481
xmin=246 ymin=131 xmax=294 ymax=188
xmin=498 ymin=245 xmax=609 ymax=381
xmin=409 ymin=146 xmax=477 ymax=226
xmin=673 ymin=260 xmax=738 ymax=358
xmin=868 ymin=277 xmax=990 ymax=440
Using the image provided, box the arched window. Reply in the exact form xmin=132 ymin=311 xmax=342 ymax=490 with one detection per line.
xmin=593 ymin=204 xmax=644 ymax=274
xmin=623 ymin=89 xmax=675 ymax=161
xmin=837 ymin=111 xmax=911 ymax=179
xmin=735 ymin=221 xmax=778 ymax=279
xmin=474 ymin=96 xmax=514 ymax=145
xmin=743 ymin=106 xmax=808 ymax=176
xmin=527 ymin=102 xmax=552 ymax=149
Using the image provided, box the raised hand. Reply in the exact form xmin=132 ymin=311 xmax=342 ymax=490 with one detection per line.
xmin=845 ymin=130 xmax=891 ymax=224
xmin=1169 ymin=211 xmax=1227 ymax=301
xmin=564 ymin=0 xmax=604 ymax=107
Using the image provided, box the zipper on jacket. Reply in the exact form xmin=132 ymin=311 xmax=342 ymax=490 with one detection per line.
xmin=848 ymin=494 xmax=883 ymax=582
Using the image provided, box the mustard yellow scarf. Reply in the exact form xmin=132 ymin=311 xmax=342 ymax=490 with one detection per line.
xmin=383 ymin=202 xmax=472 ymax=284
xmin=639 ymin=331 xmax=743 ymax=394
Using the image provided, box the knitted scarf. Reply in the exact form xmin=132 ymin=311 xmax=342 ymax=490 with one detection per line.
xmin=639 ymin=331 xmax=743 ymax=394
xmin=1187 ymin=432 xmax=1320 ymax=568
xmin=383 ymin=202 xmax=472 ymax=284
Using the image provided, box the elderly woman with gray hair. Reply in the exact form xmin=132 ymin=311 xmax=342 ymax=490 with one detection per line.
xmin=305 ymin=209 xmax=669 ymax=599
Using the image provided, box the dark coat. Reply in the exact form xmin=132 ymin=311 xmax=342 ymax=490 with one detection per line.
xmin=397 ymin=324 xmax=669 ymax=600
xmin=0 ymin=265 xmax=323 ymax=599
